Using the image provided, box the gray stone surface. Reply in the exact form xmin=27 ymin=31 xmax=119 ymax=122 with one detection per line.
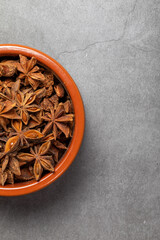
xmin=0 ymin=0 xmax=160 ymax=239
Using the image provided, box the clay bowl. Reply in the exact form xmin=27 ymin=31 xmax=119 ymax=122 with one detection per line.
xmin=0 ymin=44 xmax=85 ymax=196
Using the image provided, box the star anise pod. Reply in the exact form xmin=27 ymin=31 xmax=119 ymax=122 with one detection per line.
xmin=40 ymin=94 xmax=58 ymax=111
xmin=44 ymin=133 xmax=67 ymax=162
xmin=9 ymin=119 xmax=44 ymax=147
xmin=0 ymin=168 xmax=14 ymax=186
xmin=0 ymin=79 xmax=21 ymax=103
xmin=28 ymin=111 xmax=43 ymax=128
xmin=6 ymin=169 xmax=14 ymax=184
xmin=34 ymin=87 xmax=46 ymax=104
xmin=17 ymin=141 xmax=54 ymax=181
xmin=1 ymin=154 xmax=21 ymax=176
xmin=42 ymin=104 xmax=74 ymax=139
xmin=14 ymin=91 xmax=40 ymax=125
xmin=0 ymin=81 xmax=42 ymax=125
xmin=0 ymin=100 xmax=20 ymax=131
xmin=17 ymin=55 xmax=45 ymax=90
xmin=0 ymin=134 xmax=22 ymax=176
xmin=16 ymin=167 xmax=34 ymax=181
xmin=0 ymin=168 xmax=7 ymax=186
xmin=62 ymin=100 xmax=73 ymax=113
xmin=0 ymin=79 xmax=14 ymax=94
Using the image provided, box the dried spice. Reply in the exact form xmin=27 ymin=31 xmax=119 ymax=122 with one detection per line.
xmin=54 ymin=84 xmax=64 ymax=98
xmin=0 ymin=60 xmax=17 ymax=77
xmin=18 ymin=141 xmax=54 ymax=181
xmin=17 ymin=55 xmax=45 ymax=90
xmin=0 ymin=54 xmax=74 ymax=185
xmin=42 ymin=104 xmax=74 ymax=139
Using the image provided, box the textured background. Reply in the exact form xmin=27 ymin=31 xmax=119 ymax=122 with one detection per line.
xmin=0 ymin=0 xmax=160 ymax=239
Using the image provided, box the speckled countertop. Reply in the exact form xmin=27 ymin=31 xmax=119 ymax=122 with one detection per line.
xmin=0 ymin=1 xmax=160 ymax=239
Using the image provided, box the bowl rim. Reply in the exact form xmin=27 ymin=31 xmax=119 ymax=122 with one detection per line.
xmin=0 ymin=44 xmax=85 ymax=196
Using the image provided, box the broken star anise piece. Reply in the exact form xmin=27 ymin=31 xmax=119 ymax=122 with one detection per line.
xmin=43 ymin=71 xmax=54 ymax=88
xmin=54 ymin=83 xmax=64 ymax=98
xmin=49 ymin=94 xmax=59 ymax=109
xmin=0 ymin=60 xmax=17 ymax=77
xmin=42 ymin=71 xmax=54 ymax=97
xmin=40 ymin=98 xmax=53 ymax=111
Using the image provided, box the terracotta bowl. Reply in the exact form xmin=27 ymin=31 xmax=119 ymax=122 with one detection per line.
xmin=0 ymin=44 xmax=85 ymax=196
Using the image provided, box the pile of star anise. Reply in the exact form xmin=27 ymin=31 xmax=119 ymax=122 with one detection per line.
xmin=0 ymin=54 xmax=74 ymax=185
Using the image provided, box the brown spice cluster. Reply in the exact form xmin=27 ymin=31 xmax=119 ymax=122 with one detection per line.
xmin=0 ymin=55 xmax=74 ymax=185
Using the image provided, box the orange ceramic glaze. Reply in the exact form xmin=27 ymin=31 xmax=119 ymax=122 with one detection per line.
xmin=0 ymin=44 xmax=85 ymax=196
